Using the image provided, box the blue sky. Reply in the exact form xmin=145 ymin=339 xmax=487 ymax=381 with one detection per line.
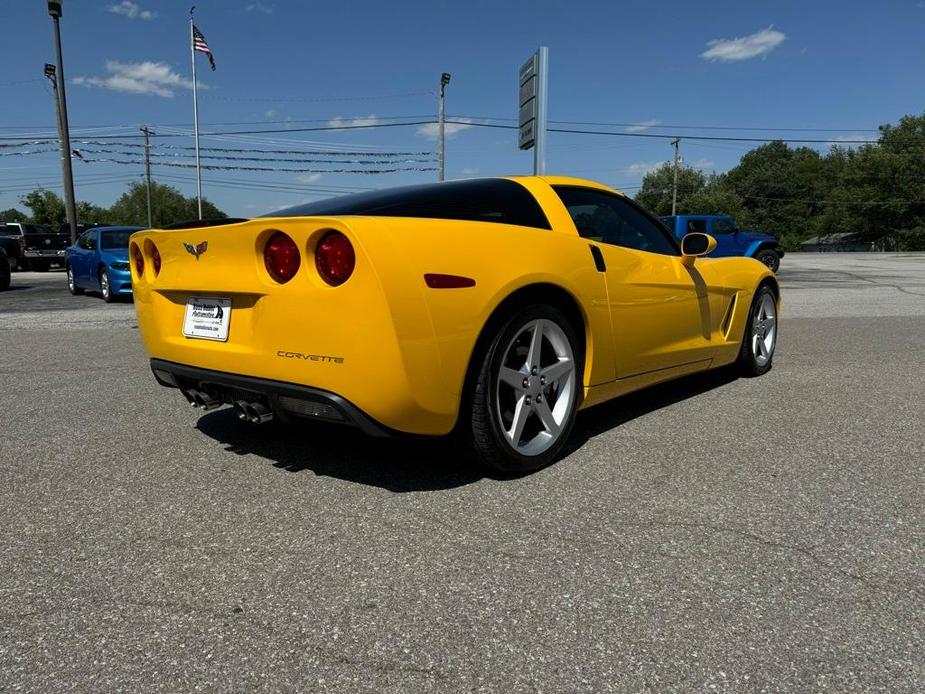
xmin=1 ymin=0 xmax=923 ymax=218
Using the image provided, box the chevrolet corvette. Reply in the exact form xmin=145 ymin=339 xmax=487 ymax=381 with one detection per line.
xmin=130 ymin=176 xmax=779 ymax=472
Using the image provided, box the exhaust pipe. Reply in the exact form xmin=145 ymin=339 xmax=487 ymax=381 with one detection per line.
xmin=233 ymin=400 xmax=273 ymax=424
xmin=185 ymin=389 xmax=221 ymax=410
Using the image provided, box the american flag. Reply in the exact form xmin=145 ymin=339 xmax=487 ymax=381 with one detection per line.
xmin=192 ymin=25 xmax=216 ymax=71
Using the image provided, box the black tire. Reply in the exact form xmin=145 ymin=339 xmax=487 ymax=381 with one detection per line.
xmin=66 ymin=264 xmax=84 ymax=295
xmin=737 ymin=285 xmax=778 ymax=377
xmin=463 ymin=304 xmax=583 ymax=474
xmin=754 ymin=249 xmax=780 ymax=273
xmin=0 ymin=257 xmax=10 ymax=291
xmin=100 ymin=268 xmax=115 ymax=303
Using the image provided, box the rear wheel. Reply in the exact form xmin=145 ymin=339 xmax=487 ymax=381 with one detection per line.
xmin=100 ymin=268 xmax=114 ymax=303
xmin=754 ymin=249 xmax=780 ymax=273
xmin=737 ymin=285 xmax=778 ymax=377
xmin=66 ymin=264 xmax=84 ymax=295
xmin=465 ymin=304 xmax=582 ymax=473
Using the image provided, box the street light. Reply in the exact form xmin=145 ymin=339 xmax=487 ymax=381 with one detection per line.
xmin=47 ymin=0 xmax=78 ymax=244
xmin=438 ymin=73 xmax=451 ymax=181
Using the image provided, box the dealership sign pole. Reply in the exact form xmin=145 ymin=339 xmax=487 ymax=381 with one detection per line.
xmin=519 ymin=47 xmax=548 ymax=175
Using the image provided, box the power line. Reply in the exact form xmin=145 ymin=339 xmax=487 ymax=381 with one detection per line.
xmin=444 ymin=120 xmax=881 ymax=145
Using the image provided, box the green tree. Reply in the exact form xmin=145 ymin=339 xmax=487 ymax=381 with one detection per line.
xmin=20 ymin=189 xmax=66 ymax=227
xmin=108 ymin=181 xmax=226 ymax=227
xmin=0 ymin=207 xmax=28 ymax=223
xmin=635 ymin=164 xmax=706 ymax=216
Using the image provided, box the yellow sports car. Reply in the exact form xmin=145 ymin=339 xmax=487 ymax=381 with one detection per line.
xmin=130 ymin=176 xmax=779 ymax=472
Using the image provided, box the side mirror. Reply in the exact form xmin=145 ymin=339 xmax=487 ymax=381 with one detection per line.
xmin=680 ymin=232 xmax=716 ymax=266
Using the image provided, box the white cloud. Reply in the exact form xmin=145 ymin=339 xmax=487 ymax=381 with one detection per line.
xmin=700 ymin=27 xmax=786 ymax=62
xmin=624 ymin=161 xmax=670 ymax=177
xmin=416 ymin=117 xmax=473 ymax=140
xmin=327 ymin=115 xmax=380 ymax=130
xmin=106 ymin=1 xmax=156 ymax=20
xmin=298 ymin=173 xmax=322 ymax=184
xmin=626 ymin=119 xmax=660 ymax=133
xmin=73 ymin=61 xmax=192 ymax=98
xmin=246 ymin=3 xmax=274 ymax=13
xmin=461 ymin=168 xmax=479 ymax=175
xmin=688 ymin=158 xmax=715 ymax=170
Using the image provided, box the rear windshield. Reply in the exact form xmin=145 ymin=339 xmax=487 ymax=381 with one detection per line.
xmin=100 ymin=230 xmax=133 ymax=250
xmin=266 ymin=178 xmax=551 ymax=230
xmin=22 ymin=224 xmax=53 ymax=235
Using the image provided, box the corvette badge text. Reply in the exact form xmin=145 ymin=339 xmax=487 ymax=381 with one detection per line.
xmin=277 ymin=351 xmax=345 ymax=364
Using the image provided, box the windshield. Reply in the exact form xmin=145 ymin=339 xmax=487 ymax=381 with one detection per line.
xmin=100 ymin=230 xmax=133 ymax=250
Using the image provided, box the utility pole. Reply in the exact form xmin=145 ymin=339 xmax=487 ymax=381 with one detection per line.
xmin=189 ymin=7 xmax=203 ymax=219
xmin=47 ymin=1 xmax=78 ymax=245
xmin=141 ymin=126 xmax=153 ymax=227
xmin=671 ymin=137 xmax=681 ymax=216
xmin=438 ymin=73 xmax=450 ymax=181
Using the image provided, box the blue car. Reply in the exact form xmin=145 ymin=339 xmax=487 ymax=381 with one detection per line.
xmin=659 ymin=214 xmax=784 ymax=272
xmin=65 ymin=226 xmax=144 ymax=302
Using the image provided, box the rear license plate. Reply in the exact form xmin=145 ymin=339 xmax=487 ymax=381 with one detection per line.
xmin=183 ymin=297 xmax=232 ymax=341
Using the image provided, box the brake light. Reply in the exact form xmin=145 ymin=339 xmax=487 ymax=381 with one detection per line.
xmin=149 ymin=242 xmax=161 ymax=276
xmin=130 ymin=243 xmax=144 ymax=277
xmin=264 ymin=231 xmax=300 ymax=283
xmin=315 ymin=231 xmax=355 ymax=286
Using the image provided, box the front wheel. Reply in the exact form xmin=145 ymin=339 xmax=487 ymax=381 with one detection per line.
xmin=464 ymin=305 xmax=582 ymax=473
xmin=754 ymin=249 xmax=780 ymax=273
xmin=100 ymin=268 xmax=114 ymax=303
xmin=737 ymin=285 xmax=778 ymax=377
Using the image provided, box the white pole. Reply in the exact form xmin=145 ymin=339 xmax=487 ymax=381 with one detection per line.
xmin=190 ymin=10 xmax=203 ymax=219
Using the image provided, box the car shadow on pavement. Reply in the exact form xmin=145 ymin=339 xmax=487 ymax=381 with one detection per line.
xmin=195 ymin=412 xmax=484 ymax=492
xmin=564 ymin=367 xmax=739 ymax=455
xmin=194 ymin=367 xmax=739 ymax=491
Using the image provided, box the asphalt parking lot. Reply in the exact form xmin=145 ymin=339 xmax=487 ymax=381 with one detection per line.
xmin=1 ymin=254 xmax=923 ymax=692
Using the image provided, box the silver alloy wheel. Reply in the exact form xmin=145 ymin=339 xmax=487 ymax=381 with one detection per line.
xmin=495 ymin=318 xmax=576 ymax=457
xmin=100 ymin=271 xmax=110 ymax=299
xmin=67 ymin=266 xmax=75 ymax=291
xmin=751 ymin=292 xmax=777 ymax=366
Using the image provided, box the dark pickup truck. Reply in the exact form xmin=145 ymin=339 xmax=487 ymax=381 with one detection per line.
xmin=0 ymin=222 xmax=70 ymax=271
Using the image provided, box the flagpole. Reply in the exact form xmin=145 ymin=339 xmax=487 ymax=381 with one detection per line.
xmin=189 ymin=7 xmax=203 ymax=219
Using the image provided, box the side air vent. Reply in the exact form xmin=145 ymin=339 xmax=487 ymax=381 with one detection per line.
xmin=721 ymin=294 xmax=738 ymax=339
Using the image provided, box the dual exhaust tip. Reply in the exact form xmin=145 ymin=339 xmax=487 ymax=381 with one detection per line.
xmin=233 ymin=399 xmax=273 ymax=424
xmin=185 ymin=389 xmax=274 ymax=424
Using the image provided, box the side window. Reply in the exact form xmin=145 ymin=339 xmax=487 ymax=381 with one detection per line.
xmin=78 ymin=231 xmax=96 ymax=250
xmin=712 ymin=218 xmax=735 ymax=234
xmin=553 ymin=187 xmax=679 ymax=256
xmin=685 ymin=218 xmax=707 ymax=234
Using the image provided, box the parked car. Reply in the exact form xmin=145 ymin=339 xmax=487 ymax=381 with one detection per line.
xmin=131 ymin=176 xmax=779 ymax=472
xmin=0 ymin=247 xmax=10 ymax=291
xmin=659 ymin=214 xmax=784 ymax=272
xmin=0 ymin=221 xmax=71 ymax=271
xmin=65 ymin=225 xmax=144 ymax=302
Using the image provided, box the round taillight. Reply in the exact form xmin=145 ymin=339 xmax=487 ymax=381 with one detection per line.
xmin=146 ymin=241 xmax=161 ymax=276
xmin=315 ymin=231 xmax=355 ymax=287
xmin=131 ymin=243 xmax=144 ymax=277
xmin=264 ymin=231 xmax=301 ymax=283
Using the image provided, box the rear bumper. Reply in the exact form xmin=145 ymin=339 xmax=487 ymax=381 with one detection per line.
xmin=150 ymin=358 xmax=394 ymax=437
xmin=24 ymin=249 xmax=66 ymax=259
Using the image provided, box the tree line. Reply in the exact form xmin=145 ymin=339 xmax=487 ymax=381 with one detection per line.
xmin=0 ymin=181 xmax=226 ymax=230
xmin=635 ymin=113 xmax=925 ymax=251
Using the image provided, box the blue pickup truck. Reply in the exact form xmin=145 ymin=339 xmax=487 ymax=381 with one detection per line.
xmin=659 ymin=214 xmax=784 ymax=272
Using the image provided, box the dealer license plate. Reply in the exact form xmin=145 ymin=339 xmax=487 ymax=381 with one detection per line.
xmin=183 ymin=297 xmax=232 ymax=341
